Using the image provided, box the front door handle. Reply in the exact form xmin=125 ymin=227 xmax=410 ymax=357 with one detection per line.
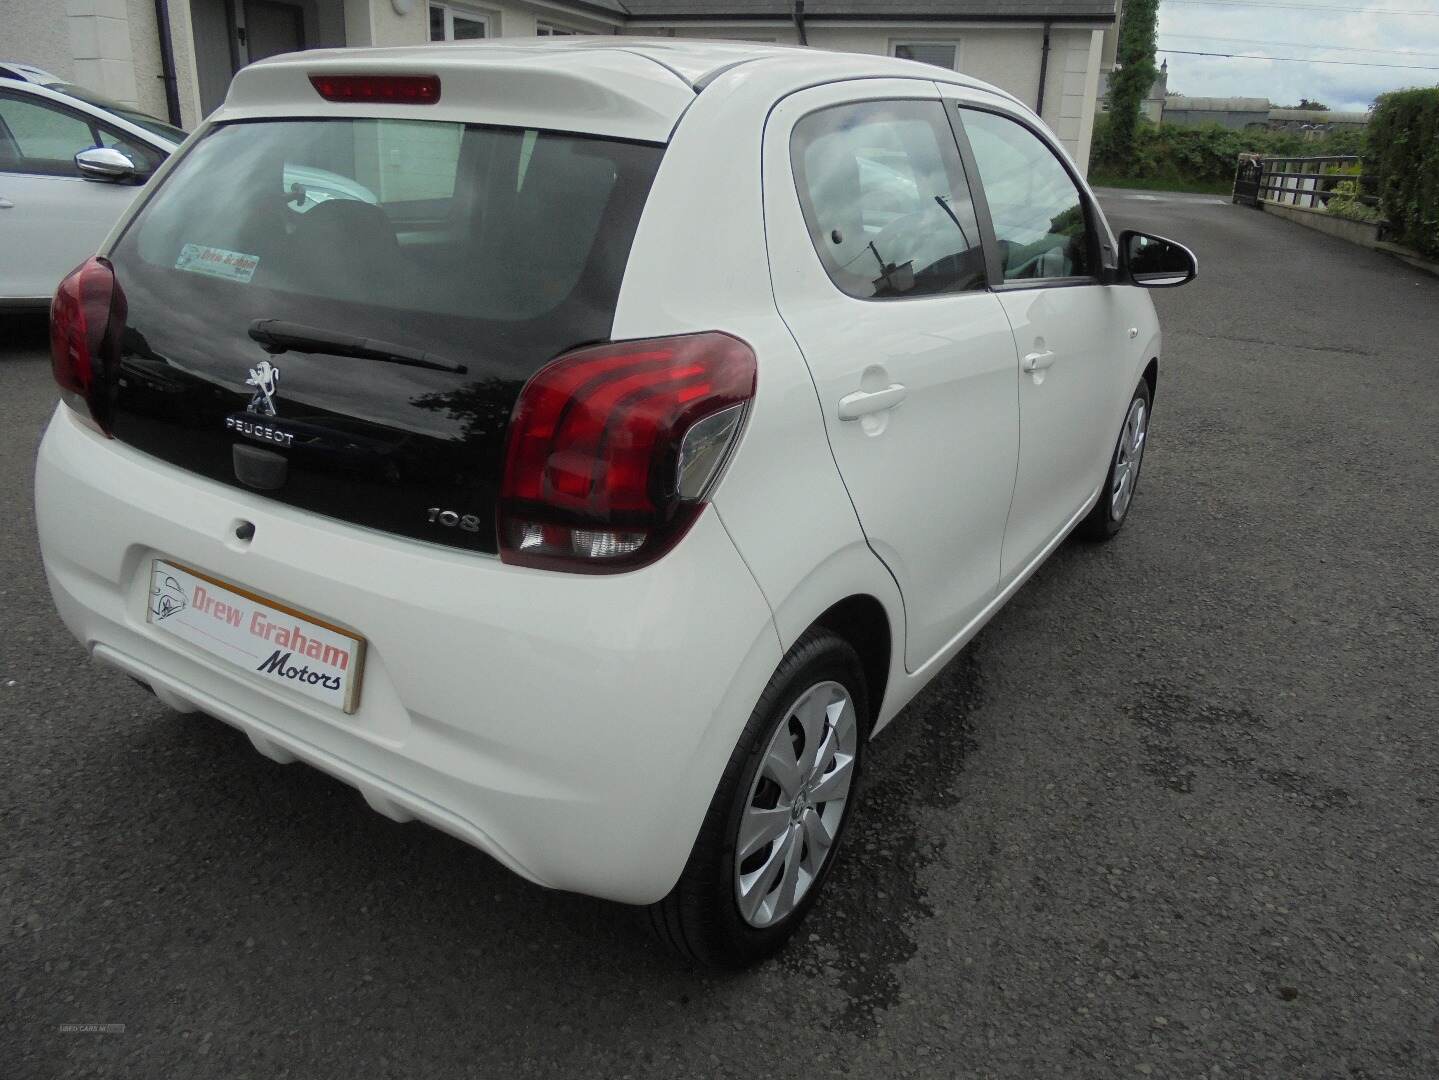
xmin=0 ymin=197 xmax=13 ymax=209
xmin=1022 ymin=350 xmax=1056 ymax=373
xmin=838 ymin=383 xmax=907 ymax=421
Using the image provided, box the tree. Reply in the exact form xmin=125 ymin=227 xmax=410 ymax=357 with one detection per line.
xmin=1106 ymin=0 xmax=1160 ymax=162
xmin=1281 ymin=98 xmax=1331 ymax=111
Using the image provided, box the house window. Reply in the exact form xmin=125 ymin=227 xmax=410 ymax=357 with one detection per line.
xmin=429 ymin=3 xmax=489 ymax=41
xmin=893 ymin=42 xmax=959 ymax=70
xmin=536 ymin=22 xmax=586 ymax=36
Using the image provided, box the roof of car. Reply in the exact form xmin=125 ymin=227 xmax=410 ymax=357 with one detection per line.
xmin=485 ymin=36 xmax=815 ymax=85
xmin=0 ymin=61 xmax=63 ymax=84
xmin=246 ymin=36 xmax=1014 ymax=93
xmin=225 ymin=37 xmax=1024 ymax=142
xmin=0 ymin=77 xmax=181 ymax=145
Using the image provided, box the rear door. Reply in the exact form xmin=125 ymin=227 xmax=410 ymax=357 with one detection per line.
xmin=946 ymin=97 xmax=1129 ymax=580
xmin=0 ymin=88 xmax=159 ymax=300
xmin=764 ymin=81 xmax=1020 ymax=671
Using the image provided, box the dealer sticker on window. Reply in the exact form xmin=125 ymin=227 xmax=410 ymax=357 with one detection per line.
xmin=174 ymin=243 xmax=260 ymax=284
xmin=147 ymin=560 xmax=365 ymax=713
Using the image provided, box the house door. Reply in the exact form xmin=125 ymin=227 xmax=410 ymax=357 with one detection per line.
xmin=189 ymin=0 xmax=309 ymax=116
xmin=242 ymin=1 xmax=306 ymax=63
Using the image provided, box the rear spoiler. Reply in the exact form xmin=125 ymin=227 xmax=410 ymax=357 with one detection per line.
xmin=221 ymin=47 xmax=693 ymax=144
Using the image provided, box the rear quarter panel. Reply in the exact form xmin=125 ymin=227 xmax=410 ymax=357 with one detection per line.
xmin=611 ymin=63 xmax=908 ymax=726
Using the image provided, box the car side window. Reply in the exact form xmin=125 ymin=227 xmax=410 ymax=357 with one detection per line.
xmin=791 ymin=99 xmax=986 ymax=300
xmin=959 ymin=108 xmax=1093 ymax=282
xmin=0 ymin=93 xmax=96 ymax=175
xmin=0 ymin=92 xmax=160 ymax=178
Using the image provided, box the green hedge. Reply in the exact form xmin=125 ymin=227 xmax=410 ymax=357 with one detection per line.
xmin=1327 ymin=180 xmax=1383 ymax=224
xmin=1089 ymin=116 xmax=1366 ymax=188
xmin=1367 ymin=88 xmax=1439 ymax=259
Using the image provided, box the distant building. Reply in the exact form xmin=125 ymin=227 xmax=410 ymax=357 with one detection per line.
xmin=1097 ymin=55 xmax=1167 ymax=121
xmin=1160 ymin=100 xmax=1370 ymax=134
xmin=1140 ymin=56 xmax=1166 ymax=122
xmin=1097 ymin=50 xmax=1371 ymax=134
xmin=1160 ymin=96 xmax=1271 ymax=130
xmin=1266 ymin=109 xmax=1370 ymax=135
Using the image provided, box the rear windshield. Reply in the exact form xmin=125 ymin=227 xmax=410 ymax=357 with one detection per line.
xmin=114 ymin=117 xmax=661 ymax=326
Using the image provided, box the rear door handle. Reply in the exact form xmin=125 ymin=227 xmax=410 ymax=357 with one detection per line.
xmin=1022 ymin=350 xmax=1056 ymax=373
xmin=0 ymin=197 xmax=13 ymax=209
xmin=838 ymin=383 xmax=907 ymax=421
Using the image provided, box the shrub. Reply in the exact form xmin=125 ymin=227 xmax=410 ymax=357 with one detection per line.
xmin=1367 ymin=87 xmax=1439 ymax=258
xmin=1326 ymin=180 xmax=1382 ymax=224
xmin=1089 ymin=116 xmax=1367 ymax=189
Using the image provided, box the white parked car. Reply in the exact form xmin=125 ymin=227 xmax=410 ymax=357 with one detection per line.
xmin=34 ymin=40 xmax=1195 ymax=967
xmin=0 ymin=66 xmax=185 ymax=307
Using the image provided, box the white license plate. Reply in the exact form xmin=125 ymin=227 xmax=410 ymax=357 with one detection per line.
xmin=146 ymin=560 xmax=365 ymax=714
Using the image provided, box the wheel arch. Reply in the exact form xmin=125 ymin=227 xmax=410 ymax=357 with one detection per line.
xmin=1143 ymin=356 xmax=1158 ymax=401
xmin=808 ymin=594 xmax=892 ymax=734
xmin=754 ymin=534 xmax=905 ymax=739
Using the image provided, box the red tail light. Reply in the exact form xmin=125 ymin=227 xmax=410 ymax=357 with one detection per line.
xmin=50 ymin=256 xmax=126 ymax=436
xmin=308 ymin=74 xmax=440 ymax=104
xmin=499 ymin=333 xmax=757 ymax=572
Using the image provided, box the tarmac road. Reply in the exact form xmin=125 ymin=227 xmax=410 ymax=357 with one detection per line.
xmin=4 ymin=190 xmax=1438 ymax=1078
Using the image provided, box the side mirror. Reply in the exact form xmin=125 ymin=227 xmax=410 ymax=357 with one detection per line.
xmin=1119 ymin=230 xmax=1197 ymax=288
xmin=75 ymin=146 xmax=138 ymax=183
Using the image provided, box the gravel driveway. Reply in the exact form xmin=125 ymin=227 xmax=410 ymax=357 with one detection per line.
xmin=3 ymin=190 xmax=1437 ymax=1078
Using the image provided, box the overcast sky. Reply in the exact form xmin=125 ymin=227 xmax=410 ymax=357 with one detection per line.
xmin=1155 ymin=0 xmax=1439 ymax=112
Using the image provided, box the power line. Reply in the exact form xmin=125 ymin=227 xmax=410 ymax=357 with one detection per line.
xmin=1158 ymin=47 xmax=1439 ymax=69
xmin=1164 ymin=0 xmax=1439 ymax=16
xmin=1163 ymin=32 xmax=1439 ymax=58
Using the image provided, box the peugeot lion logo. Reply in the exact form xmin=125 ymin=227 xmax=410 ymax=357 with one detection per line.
xmin=246 ymin=360 xmax=281 ymax=417
xmin=227 ymin=357 xmax=293 ymax=447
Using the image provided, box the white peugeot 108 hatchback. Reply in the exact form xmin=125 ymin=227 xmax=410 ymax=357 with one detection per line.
xmin=35 ymin=39 xmax=1195 ymax=967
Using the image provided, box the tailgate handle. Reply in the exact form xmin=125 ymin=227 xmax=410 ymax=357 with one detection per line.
xmin=838 ymin=384 xmax=907 ymax=421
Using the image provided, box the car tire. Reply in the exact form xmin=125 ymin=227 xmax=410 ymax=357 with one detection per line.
xmin=1078 ymin=377 xmax=1152 ymax=541
xmin=647 ymin=629 xmax=868 ymax=969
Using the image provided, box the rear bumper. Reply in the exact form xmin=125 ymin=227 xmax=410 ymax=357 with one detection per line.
xmin=35 ymin=405 xmax=781 ymax=904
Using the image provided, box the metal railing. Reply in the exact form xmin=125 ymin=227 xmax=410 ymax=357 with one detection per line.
xmin=1232 ymin=154 xmax=1381 ymax=211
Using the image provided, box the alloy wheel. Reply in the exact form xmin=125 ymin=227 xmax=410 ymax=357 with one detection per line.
xmin=1110 ymin=397 xmax=1148 ymax=521
xmin=734 ymin=680 xmax=858 ymax=928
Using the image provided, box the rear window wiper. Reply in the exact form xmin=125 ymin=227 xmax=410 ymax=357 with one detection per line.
xmin=249 ymin=319 xmax=468 ymax=375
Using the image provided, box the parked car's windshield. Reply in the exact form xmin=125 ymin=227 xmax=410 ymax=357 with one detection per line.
xmin=48 ymin=81 xmax=186 ymax=142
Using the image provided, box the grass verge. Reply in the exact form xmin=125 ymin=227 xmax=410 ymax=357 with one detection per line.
xmin=1087 ymin=173 xmax=1233 ymax=196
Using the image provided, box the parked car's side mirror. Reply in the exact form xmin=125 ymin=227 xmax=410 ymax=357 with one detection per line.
xmin=1120 ymin=230 xmax=1197 ymax=288
xmin=75 ymin=146 xmax=139 ymax=184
